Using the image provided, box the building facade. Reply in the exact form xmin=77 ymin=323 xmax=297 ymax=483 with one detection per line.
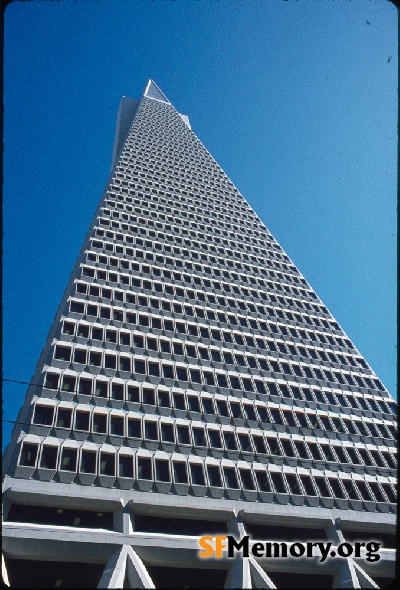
xmin=2 ymin=80 xmax=397 ymax=589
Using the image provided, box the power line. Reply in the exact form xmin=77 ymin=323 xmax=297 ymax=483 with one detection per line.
xmin=2 ymin=419 xmax=32 ymax=427
xmin=3 ymin=377 xmax=35 ymax=387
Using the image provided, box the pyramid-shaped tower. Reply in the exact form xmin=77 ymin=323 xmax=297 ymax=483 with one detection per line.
xmin=2 ymin=81 xmax=396 ymax=589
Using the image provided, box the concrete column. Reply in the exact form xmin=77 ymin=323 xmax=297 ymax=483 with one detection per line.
xmin=97 ymin=546 xmax=154 ymax=589
xmin=2 ymin=494 xmax=11 ymax=521
xmin=2 ymin=554 xmax=10 ymax=588
xmin=325 ymin=517 xmax=346 ymax=544
xmin=97 ymin=546 xmax=127 ymax=589
xmin=352 ymin=561 xmax=380 ymax=589
xmin=333 ymin=558 xmax=361 ymax=589
xmin=224 ymin=554 xmax=252 ymax=589
xmin=126 ymin=546 xmax=155 ymax=589
xmin=112 ymin=499 xmax=129 ymax=534
xmin=227 ymin=509 xmax=246 ymax=538
xmin=249 ymin=557 xmax=276 ymax=589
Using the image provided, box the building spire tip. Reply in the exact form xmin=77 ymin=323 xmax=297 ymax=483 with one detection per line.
xmin=144 ymin=80 xmax=170 ymax=104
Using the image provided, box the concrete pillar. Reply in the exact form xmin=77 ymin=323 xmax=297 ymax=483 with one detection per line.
xmin=249 ymin=557 xmax=276 ymax=589
xmin=325 ymin=517 xmax=346 ymax=544
xmin=333 ymin=558 xmax=361 ymax=589
xmin=2 ymin=554 xmax=10 ymax=588
xmin=227 ymin=509 xmax=246 ymax=538
xmin=112 ymin=499 xmax=129 ymax=534
xmin=125 ymin=546 xmax=155 ymax=589
xmin=352 ymin=561 xmax=380 ymax=589
xmin=224 ymin=554 xmax=252 ymax=589
xmin=97 ymin=546 xmax=127 ymax=589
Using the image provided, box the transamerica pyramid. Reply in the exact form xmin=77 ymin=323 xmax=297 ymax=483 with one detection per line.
xmin=2 ymin=80 xmax=396 ymax=589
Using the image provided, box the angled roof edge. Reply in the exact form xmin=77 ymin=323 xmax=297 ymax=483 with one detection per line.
xmin=143 ymin=80 xmax=191 ymax=128
xmin=144 ymin=79 xmax=171 ymax=104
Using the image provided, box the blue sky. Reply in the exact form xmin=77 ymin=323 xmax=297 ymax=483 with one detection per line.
xmin=3 ymin=0 xmax=397 ymax=448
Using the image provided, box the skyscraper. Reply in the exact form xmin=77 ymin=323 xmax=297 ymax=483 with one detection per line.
xmin=2 ymin=80 xmax=396 ymax=589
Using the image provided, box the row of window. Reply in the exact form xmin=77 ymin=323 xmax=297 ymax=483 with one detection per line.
xmin=118 ymin=151 xmax=252 ymax=223
xmin=122 ymin=118 xmax=276 ymax=239
xmin=102 ymin=198 xmax=286 ymax=271
xmin=32 ymin=403 xmax=397 ymax=470
xmin=94 ymin=223 xmax=308 ymax=294
xmin=18 ymin=441 xmax=397 ymax=505
xmin=106 ymin=186 xmax=284 ymax=264
xmin=51 ymin=351 xmax=395 ymax=417
xmin=99 ymin=208 xmax=298 ymax=279
xmin=36 ymin=380 xmax=398 ymax=441
xmin=87 ymin=238 xmax=314 ymax=317
xmin=108 ymin=175 xmax=265 ymax=236
xmin=82 ymin=251 xmax=332 ymax=332
xmin=69 ymin=293 xmax=356 ymax=365
xmin=106 ymin=182 xmax=280 ymax=262
xmin=79 ymin=265 xmax=330 ymax=332
xmin=54 ymin=336 xmax=388 ymax=404
xmin=63 ymin=314 xmax=369 ymax=375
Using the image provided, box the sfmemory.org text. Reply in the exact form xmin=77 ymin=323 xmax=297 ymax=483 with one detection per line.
xmin=199 ymin=535 xmax=381 ymax=563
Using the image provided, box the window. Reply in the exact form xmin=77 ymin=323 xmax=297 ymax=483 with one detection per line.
xmin=204 ymin=372 xmax=216 ymax=386
xmin=177 ymin=426 xmax=190 ymax=445
xmin=155 ymin=460 xmax=170 ymax=482
xmin=89 ymin=351 xmax=102 ymax=367
xmin=207 ymin=465 xmax=222 ymax=487
xmin=300 ymin=475 xmax=316 ymax=496
xmin=158 ymin=391 xmax=170 ymax=407
xmin=202 ymin=399 xmax=214 ymax=414
xmin=190 ymin=463 xmax=205 ymax=486
xmin=110 ymin=416 xmax=124 ymax=436
xmin=187 ymin=396 xmax=200 ymax=412
xmin=92 ymin=327 xmax=103 ymax=341
xmin=208 ymin=430 xmax=223 ymax=448
xmin=111 ymin=383 xmax=124 ymax=400
xmin=240 ymin=469 xmax=255 ymax=490
xmin=19 ymin=443 xmax=38 ymax=467
xmin=95 ymin=381 xmax=108 ymax=398
xmin=33 ymin=405 xmax=54 ymax=426
xmin=314 ymin=478 xmax=331 ymax=497
xmin=93 ymin=413 xmax=107 ymax=434
xmin=40 ymin=446 xmax=58 ymax=469
xmin=238 ymin=434 xmax=252 ymax=452
xmin=368 ymin=482 xmax=386 ymax=503
xmin=190 ymin=369 xmax=202 ymax=384
xmin=120 ymin=332 xmax=130 ymax=346
xmin=45 ymin=373 xmax=60 ymax=390
xmin=286 ymin=474 xmax=302 ymax=495
xmin=128 ymin=418 xmax=141 ymax=438
xmin=224 ymin=467 xmax=239 ymax=488
xmin=105 ymin=355 xmax=117 ymax=370
xmin=267 ymin=437 xmax=281 ymax=455
xmin=308 ymin=444 xmax=323 ymax=461
xmin=60 ymin=448 xmax=77 ymax=471
xmin=137 ymin=457 xmax=152 ymax=480
xmin=173 ymin=461 xmax=188 ymax=484
xmin=120 ymin=357 xmax=131 ymax=372
xmin=163 ymin=365 xmax=174 ymax=379
xmin=119 ymin=455 xmax=133 ymax=478
xmin=144 ymin=421 xmax=158 ymax=440
xmin=161 ymin=423 xmax=174 ymax=443
xmin=56 ymin=408 xmax=72 ymax=429
xmin=55 ymin=346 xmax=71 ymax=362
xmin=100 ymin=453 xmax=115 ymax=476
xmin=75 ymin=411 xmax=90 ymax=431
xmin=81 ymin=450 xmax=96 ymax=474
xmin=270 ymin=472 xmax=286 ymax=494
xmin=280 ymin=440 xmax=296 ymax=458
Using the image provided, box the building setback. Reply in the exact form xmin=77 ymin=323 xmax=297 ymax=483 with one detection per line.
xmin=2 ymin=80 xmax=397 ymax=589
